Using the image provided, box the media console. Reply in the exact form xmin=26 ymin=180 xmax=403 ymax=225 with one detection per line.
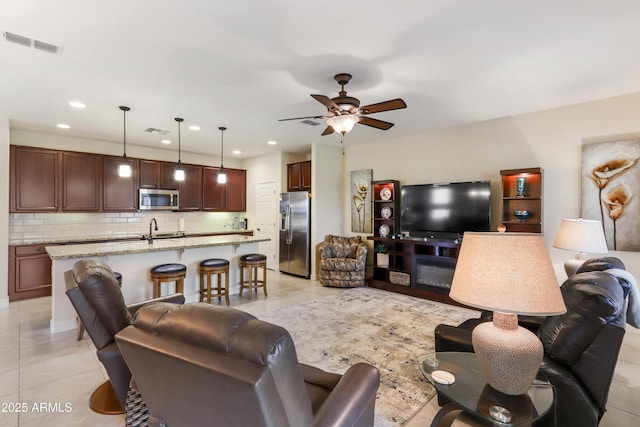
xmin=367 ymin=236 xmax=465 ymax=306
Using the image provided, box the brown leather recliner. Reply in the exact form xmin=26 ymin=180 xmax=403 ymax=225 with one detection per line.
xmin=115 ymin=302 xmax=381 ymax=427
xmin=434 ymin=257 xmax=631 ymax=426
xmin=65 ymin=259 xmax=185 ymax=414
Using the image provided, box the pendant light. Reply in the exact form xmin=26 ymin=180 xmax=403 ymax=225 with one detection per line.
xmin=117 ymin=106 xmax=132 ymax=177
xmin=174 ymin=117 xmax=185 ymax=181
xmin=217 ymin=126 xmax=227 ymax=184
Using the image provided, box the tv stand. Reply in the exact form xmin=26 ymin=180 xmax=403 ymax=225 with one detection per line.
xmin=367 ymin=236 xmax=465 ymax=307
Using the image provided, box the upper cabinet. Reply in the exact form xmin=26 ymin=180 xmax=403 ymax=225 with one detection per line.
xmin=103 ymin=155 xmax=138 ymax=212
xmin=9 ymin=145 xmax=246 ymax=213
xmin=178 ymin=164 xmax=203 ymax=211
xmin=287 ymin=160 xmax=311 ymax=192
xmin=203 ymin=167 xmax=246 ymax=212
xmin=500 ymin=167 xmax=543 ymax=233
xmin=61 ymin=151 xmax=102 ymax=211
xmin=10 ymin=146 xmax=59 ymax=212
xmin=139 ymin=160 xmax=180 ymax=190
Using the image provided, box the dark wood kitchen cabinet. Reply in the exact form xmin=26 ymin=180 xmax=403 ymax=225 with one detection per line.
xmin=8 ymin=244 xmax=55 ymax=301
xmin=178 ymin=164 xmax=203 ymax=211
xmin=10 ymin=146 xmax=60 ymax=212
xmin=139 ymin=160 xmax=180 ymax=190
xmin=287 ymin=160 xmax=311 ymax=191
xmin=202 ymin=167 xmax=246 ymax=211
xmin=102 ymin=155 xmax=138 ymax=211
xmin=61 ymin=151 xmax=102 ymax=211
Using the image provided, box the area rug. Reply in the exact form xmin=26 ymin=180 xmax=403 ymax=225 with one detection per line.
xmin=258 ymin=287 xmax=477 ymax=427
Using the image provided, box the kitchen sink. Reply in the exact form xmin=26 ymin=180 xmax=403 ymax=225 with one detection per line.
xmin=140 ymin=232 xmax=187 ymax=240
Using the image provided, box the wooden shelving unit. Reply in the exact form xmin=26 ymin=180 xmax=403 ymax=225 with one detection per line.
xmin=500 ymin=167 xmax=543 ymax=233
xmin=372 ymin=180 xmax=400 ymax=238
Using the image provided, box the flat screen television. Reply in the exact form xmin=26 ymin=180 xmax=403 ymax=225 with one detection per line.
xmin=401 ymin=181 xmax=491 ymax=238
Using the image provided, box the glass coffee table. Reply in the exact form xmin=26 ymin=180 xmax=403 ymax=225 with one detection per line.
xmin=418 ymin=352 xmax=554 ymax=426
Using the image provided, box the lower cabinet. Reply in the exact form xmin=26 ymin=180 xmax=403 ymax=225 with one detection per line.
xmin=8 ymin=244 xmax=55 ymax=301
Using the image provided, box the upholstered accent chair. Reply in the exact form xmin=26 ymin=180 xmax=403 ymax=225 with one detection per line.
xmin=318 ymin=235 xmax=368 ymax=287
xmin=65 ymin=259 xmax=185 ymax=414
xmin=116 ymin=302 xmax=380 ymax=427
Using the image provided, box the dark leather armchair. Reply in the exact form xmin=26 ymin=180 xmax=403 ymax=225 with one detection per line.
xmin=115 ymin=302 xmax=381 ymax=427
xmin=434 ymin=257 xmax=630 ymax=426
xmin=65 ymin=259 xmax=185 ymax=414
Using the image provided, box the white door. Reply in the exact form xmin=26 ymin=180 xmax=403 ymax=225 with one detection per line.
xmin=256 ymin=181 xmax=278 ymax=270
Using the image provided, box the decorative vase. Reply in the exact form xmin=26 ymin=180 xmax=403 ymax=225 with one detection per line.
xmin=515 ymin=177 xmax=527 ymax=198
xmin=377 ymin=253 xmax=389 ymax=267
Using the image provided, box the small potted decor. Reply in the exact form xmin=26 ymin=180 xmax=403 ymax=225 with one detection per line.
xmin=375 ymin=243 xmax=389 ymax=267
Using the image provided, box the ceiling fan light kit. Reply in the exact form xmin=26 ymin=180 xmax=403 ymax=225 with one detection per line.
xmin=279 ymin=73 xmax=407 ymax=137
xmin=118 ymin=106 xmax=132 ymax=178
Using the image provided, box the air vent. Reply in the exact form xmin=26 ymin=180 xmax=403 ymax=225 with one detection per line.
xmin=145 ymin=128 xmax=170 ymax=135
xmin=301 ymin=120 xmax=321 ymax=126
xmin=3 ymin=32 xmax=63 ymax=55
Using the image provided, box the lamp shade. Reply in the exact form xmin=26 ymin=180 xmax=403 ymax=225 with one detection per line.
xmin=327 ymin=115 xmax=359 ymax=134
xmin=553 ymin=218 xmax=608 ymax=254
xmin=449 ymin=232 xmax=566 ymax=316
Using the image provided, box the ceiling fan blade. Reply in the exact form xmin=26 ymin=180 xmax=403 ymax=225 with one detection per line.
xmin=321 ymin=126 xmax=335 ymax=136
xmin=311 ymin=94 xmax=341 ymax=112
xmin=359 ymin=98 xmax=407 ymax=114
xmin=278 ymin=115 xmax=327 ymax=122
xmin=359 ymin=116 xmax=394 ymax=130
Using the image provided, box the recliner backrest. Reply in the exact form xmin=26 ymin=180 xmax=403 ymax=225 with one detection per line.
xmin=116 ymin=302 xmax=315 ymax=427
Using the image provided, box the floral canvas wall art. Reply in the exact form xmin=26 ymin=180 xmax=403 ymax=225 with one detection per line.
xmin=582 ymin=139 xmax=640 ymax=251
xmin=351 ymin=169 xmax=372 ymax=233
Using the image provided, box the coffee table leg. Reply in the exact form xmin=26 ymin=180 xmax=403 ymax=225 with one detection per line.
xmin=431 ymin=402 xmax=464 ymax=427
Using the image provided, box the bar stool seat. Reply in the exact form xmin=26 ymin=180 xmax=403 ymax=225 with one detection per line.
xmin=77 ymin=271 xmax=122 ymax=341
xmin=239 ymin=254 xmax=267 ymax=300
xmin=150 ymin=263 xmax=186 ymax=298
xmin=199 ymin=258 xmax=230 ymax=305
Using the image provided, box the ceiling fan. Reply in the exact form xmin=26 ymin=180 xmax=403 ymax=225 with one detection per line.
xmin=279 ymin=73 xmax=407 ymax=136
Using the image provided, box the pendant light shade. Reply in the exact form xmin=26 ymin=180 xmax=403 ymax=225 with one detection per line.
xmin=174 ymin=117 xmax=185 ymax=181
xmin=118 ymin=106 xmax=132 ymax=178
xmin=217 ymin=126 xmax=227 ymax=184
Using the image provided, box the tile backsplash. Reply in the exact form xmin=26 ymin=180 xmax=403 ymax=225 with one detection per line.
xmin=10 ymin=211 xmax=245 ymax=244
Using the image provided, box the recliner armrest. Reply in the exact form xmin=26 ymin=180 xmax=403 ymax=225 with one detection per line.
xmin=313 ymin=363 xmax=380 ymax=427
xmin=434 ymin=324 xmax=474 ymax=353
xmin=127 ymin=293 xmax=185 ymax=317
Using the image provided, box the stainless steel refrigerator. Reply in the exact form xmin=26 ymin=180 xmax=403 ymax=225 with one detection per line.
xmin=279 ymin=191 xmax=311 ymax=278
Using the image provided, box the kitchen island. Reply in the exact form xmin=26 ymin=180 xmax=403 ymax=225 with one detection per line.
xmin=46 ymin=234 xmax=269 ymax=333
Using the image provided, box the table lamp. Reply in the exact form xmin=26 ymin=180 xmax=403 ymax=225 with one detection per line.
xmin=449 ymin=231 xmax=566 ymax=396
xmin=553 ymin=218 xmax=608 ymax=277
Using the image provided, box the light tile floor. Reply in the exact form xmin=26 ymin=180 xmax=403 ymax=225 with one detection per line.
xmin=1 ymin=271 xmax=639 ymax=426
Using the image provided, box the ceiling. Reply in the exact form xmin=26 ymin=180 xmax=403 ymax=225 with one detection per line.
xmin=3 ymin=1 xmax=640 ymax=159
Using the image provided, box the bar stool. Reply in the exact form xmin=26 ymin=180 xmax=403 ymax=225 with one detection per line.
xmin=239 ymin=254 xmax=267 ymax=300
xmin=149 ymin=263 xmax=186 ymax=298
xmin=198 ymin=258 xmax=230 ymax=305
xmin=77 ymin=271 xmax=122 ymax=341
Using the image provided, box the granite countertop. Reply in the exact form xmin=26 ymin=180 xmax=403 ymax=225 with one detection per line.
xmin=46 ymin=234 xmax=268 ymax=259
xmin=10 ymin=230 xmax=253 ymax=246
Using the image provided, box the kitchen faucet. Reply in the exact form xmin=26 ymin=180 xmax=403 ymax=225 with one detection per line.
xmin=148 ymin=218 xmax=158 ymax=244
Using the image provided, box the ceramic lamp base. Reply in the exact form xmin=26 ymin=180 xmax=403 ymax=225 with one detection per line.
xmin=472 ymin=312 xmax=543 ymax=396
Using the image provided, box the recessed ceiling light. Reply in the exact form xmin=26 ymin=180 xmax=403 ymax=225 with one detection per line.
xmin=56 ymin=123 xmax=70 ymax=129
xmin=268 ymin=140 xmax=277 ymax=145
xmin=232 ymin=150 xmax=241 ymax=155
xmin=161 ymin=139 xmax=172 ymax=144
xmin=69 ymin=101 xmax=86 ymax=109
xmin=189 ymin=125 xmax=200 ymax=131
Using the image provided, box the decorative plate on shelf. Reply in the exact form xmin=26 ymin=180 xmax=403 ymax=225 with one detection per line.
xmin=381 ymin=206 xmax=392 ymax=219
xmin=379 ymin=224 xmax=390 ymax=238
xmin=380 ymin=187 xmax=392 ymax=200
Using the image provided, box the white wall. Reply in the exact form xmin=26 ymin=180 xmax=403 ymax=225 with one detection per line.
xmin=344 ymin=92 xmax=640 ymax=282
xmin=1 ymin=119 xmax=9 ymax=307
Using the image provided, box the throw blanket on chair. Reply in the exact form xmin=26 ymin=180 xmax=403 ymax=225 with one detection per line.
xmin=605 ymin=268 xmax=640 ymax=328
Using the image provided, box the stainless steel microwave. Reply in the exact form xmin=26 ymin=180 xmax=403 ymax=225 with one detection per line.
xmin=139 ymin=189 xmax=179 ymax=211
